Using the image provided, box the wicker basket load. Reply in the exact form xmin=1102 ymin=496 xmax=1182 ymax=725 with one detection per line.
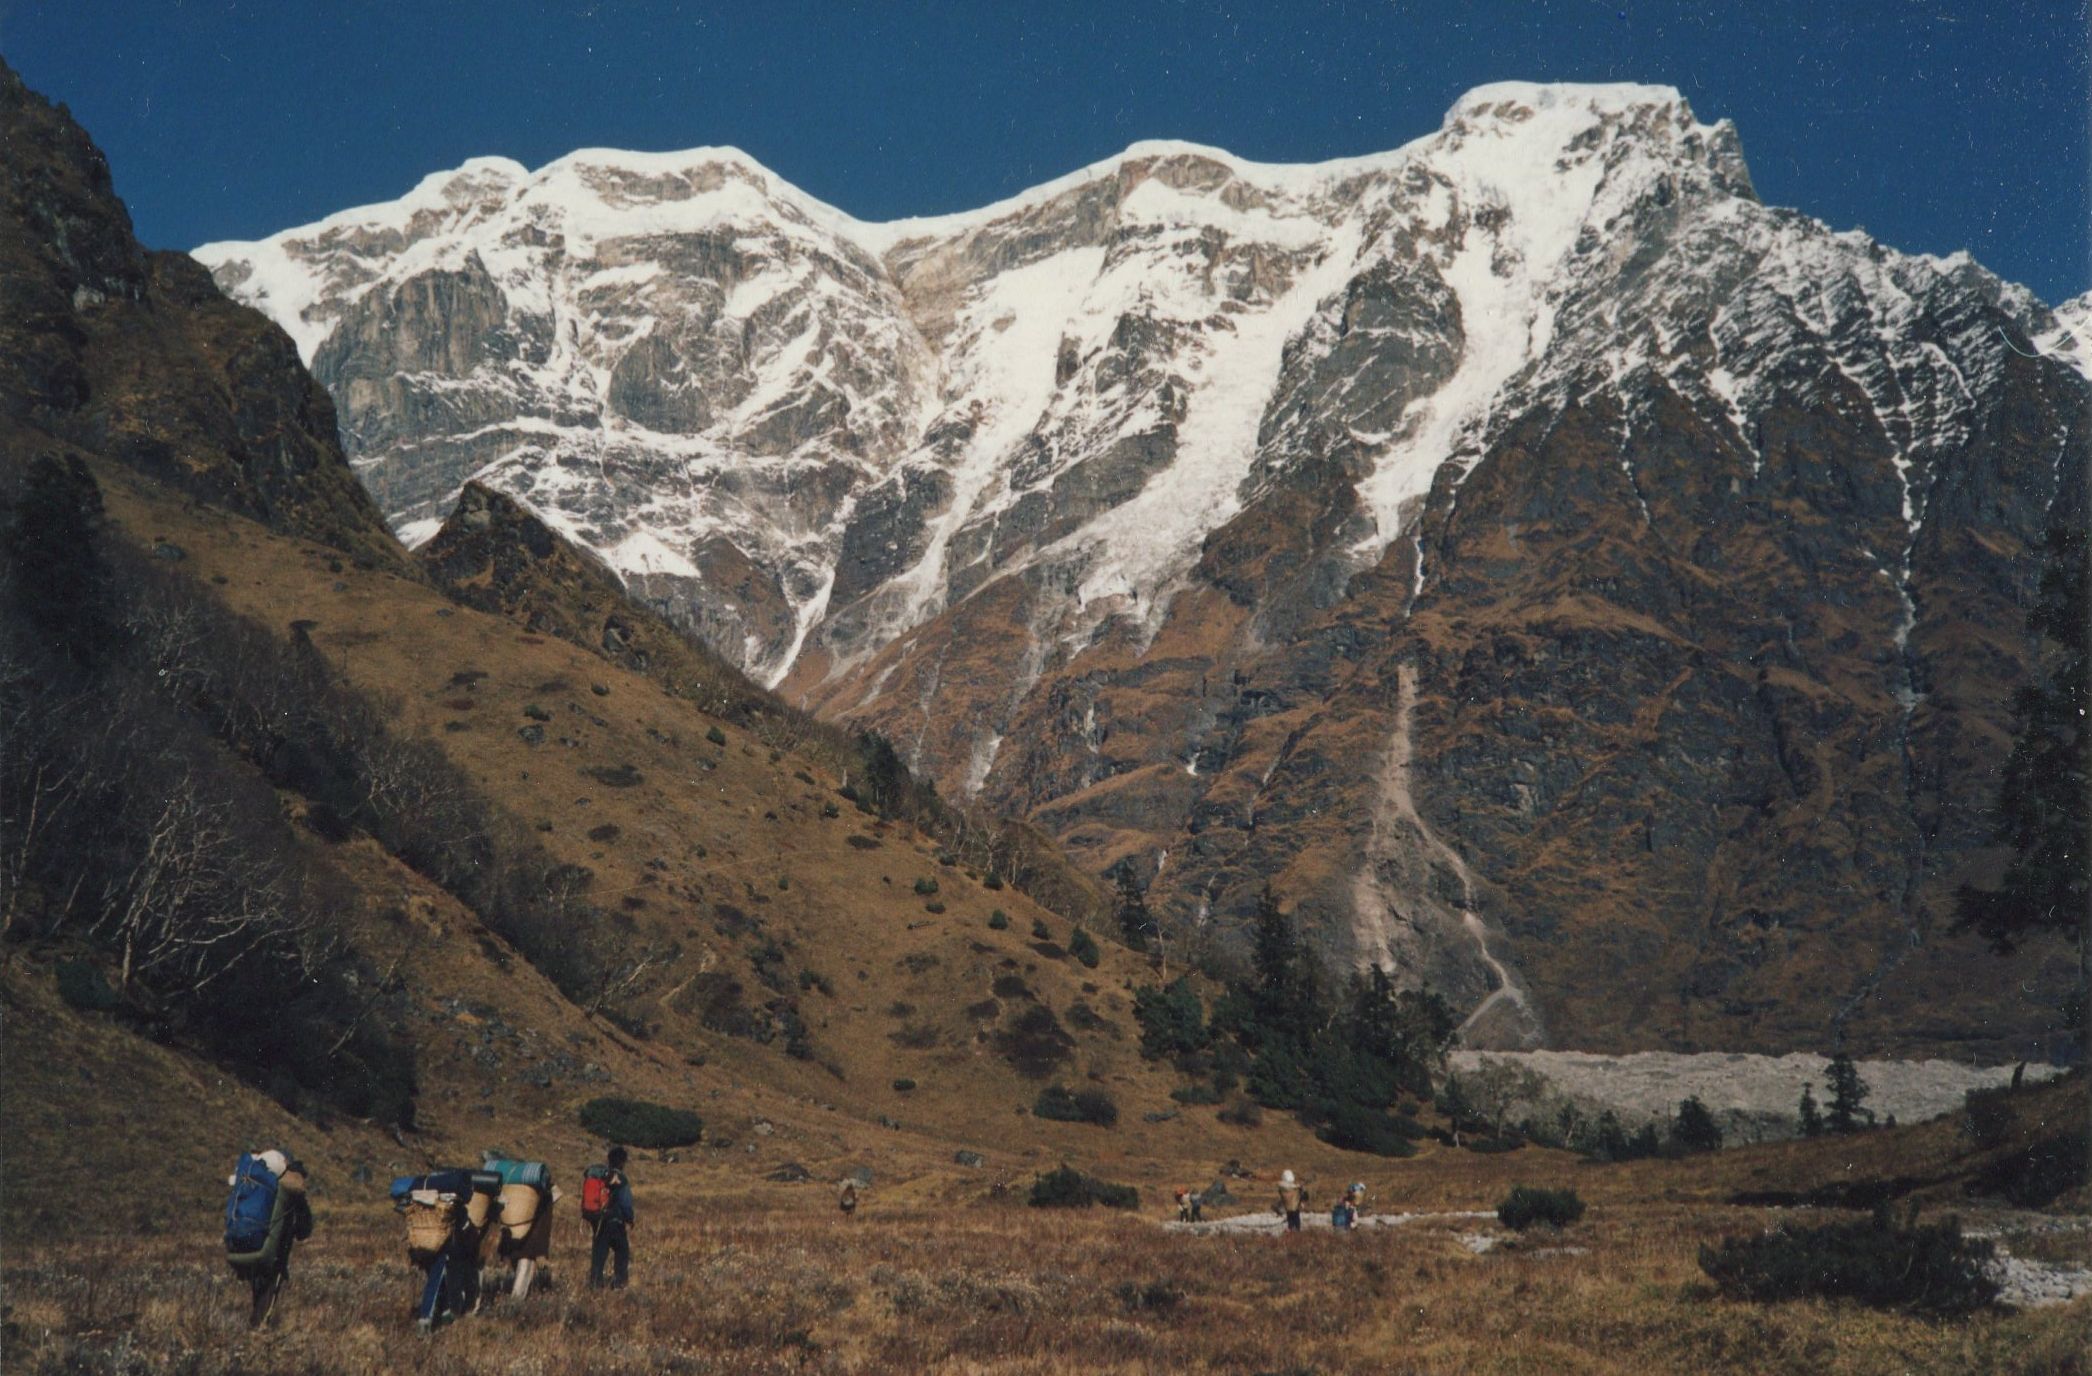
xmin=403 ymin=1196 xmax=455 ymax=1264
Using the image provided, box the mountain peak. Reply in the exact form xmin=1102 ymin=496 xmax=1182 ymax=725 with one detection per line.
xmin=1446 ymin=79 xmax=1692 ymax=123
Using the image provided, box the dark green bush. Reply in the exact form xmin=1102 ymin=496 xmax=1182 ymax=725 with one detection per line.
xmin=994 ymin=1005 xmax=1074 ymax=1078
xmin=578 ymin=1096 xmax=704 ymax=1148
xmin=1171 ymin=1082 xmax=1225 ymax=1106
xmin=1068 ymin=926 xmax=1101 ymax=969
xmin=1028 ymin=1163 xmax=1140 ymax=1210
xmin=1317 ymin=1103 xmax=1420 ymax=1157
xmin=1031 ymin=917 xmax=1052 ymax=941
xmin=913 ymin=877 xmax=939 ymax=896
xmin=1699 ymin=1210 xmax=1997 ymax=1317
xmin=1034 ymin=1084 xmax=1119 ymax=1126
xmin=705 ymin=725 xmax=727 ymax=746
xmin=55 ymin=959 xmax=120 ymax=1012
xmin=1497 ymin=1186 xmax=1585 ymax=1231
xmin=1114 ymin=1280 xmax=1183 ymax=1313
xmin=984 ymin=872 xmax=1004 ymax=890
xmin=891 ymin=1078 xmax=916 ymax=1092
xmin=1970 ymin=1129 xmax=2089 ymax=1207
xmin=988 ymin=909 xmax=1010 ymax=930
xmin=1463 ymin=1134 xmax=1527 ymax=1155
xmin=1962 ymin=1085 xmax=2019 ymax=1149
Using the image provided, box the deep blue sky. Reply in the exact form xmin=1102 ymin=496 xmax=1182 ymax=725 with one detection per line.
xmin=4 ymin=1 xmax=2087 ymax=302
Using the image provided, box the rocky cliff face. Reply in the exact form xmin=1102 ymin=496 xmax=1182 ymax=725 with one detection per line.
xmin=0 ymin=61 xmax=401 ymax=568
xmin=199 ymin=83 xmax=2090 ymax=1056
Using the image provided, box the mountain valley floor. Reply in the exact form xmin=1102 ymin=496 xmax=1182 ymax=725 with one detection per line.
xmin=5 ymin=1077 xmax=2086 ymax=1376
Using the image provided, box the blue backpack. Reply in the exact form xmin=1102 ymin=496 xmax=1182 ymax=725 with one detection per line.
xmin=225 ymin=1153 xmax=280 ymax=1254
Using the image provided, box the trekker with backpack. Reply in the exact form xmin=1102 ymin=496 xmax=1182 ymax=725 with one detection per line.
xmin=582 ymin=1146 xmax=634 ymax=1289
xmin=224 ymin=1149 xmax=314 ymax=1327
xmin=1275 ymin=1169 xmax=1306 ymax=1232
xmin=391 ymin=1167 xmax=496 ymax=1331
xmin=484 ymin=1152 xmax=556 ymax=1300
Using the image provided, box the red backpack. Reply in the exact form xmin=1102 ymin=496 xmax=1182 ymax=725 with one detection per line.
xmin=581 ymin=1165 xmax=615 ymax=1224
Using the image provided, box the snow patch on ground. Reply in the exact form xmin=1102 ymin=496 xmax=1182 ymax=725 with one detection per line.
xmin=1449 ymin=1049 xmax=2062 ymax=1142
xmin=1165 ymin=1209 xmax=1494 ymax=1236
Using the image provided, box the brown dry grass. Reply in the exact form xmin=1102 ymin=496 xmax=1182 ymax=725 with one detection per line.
xmin=4 ymin=1184 xmax=2087 ymax=1376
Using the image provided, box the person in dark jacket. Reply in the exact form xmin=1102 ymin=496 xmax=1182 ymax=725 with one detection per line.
xmin=588 ymin=1146 xmax=635 ymax=1289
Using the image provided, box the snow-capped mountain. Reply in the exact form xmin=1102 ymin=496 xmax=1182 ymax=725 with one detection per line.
xmin=199 ymin=83 xmax=2088 ymax=1056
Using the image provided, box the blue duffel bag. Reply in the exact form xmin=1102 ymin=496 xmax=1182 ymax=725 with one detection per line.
xmin=484 ymin=1156 xmax=551 ymax=1190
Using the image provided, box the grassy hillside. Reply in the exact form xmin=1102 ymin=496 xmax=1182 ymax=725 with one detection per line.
xmin=2 ymin=453 xmax=1373 ymax=1218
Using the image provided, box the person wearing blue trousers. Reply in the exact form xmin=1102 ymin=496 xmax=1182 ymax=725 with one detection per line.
xmin=416 ymin=1230 xmax=472 ymax=1330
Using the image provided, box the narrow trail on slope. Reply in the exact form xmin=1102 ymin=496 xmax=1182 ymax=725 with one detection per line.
xmin=1358 ymin=664 xmax=1540 ymax=1046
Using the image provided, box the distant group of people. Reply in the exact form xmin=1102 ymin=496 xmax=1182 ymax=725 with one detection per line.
xmin=1172 ymin=1171 xmax=1370 ymax=1232
xmin=222 ymin=1143 xmax=641 ymax=1330
xmin=1276 ymin=1170 xmax=1368 ymax=1231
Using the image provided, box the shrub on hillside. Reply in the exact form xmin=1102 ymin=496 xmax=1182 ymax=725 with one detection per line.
xmin=1170 ymin=1082 xmax=1225 ymax=1106
xmin=1028 ymin=1163 xmax=1140 ymax=1210
xmin=705 ymin=725 xmax=726 ymax=745
xmin=1698 ymin=1209 xmax=1997 ymax=1317
xmin=988 ymin=909 xmax=1010 ymax=930
xmin=913 ymin=877 xmax=939 ymax=896
xmin=994 ymin=1004 xmax=1074 ymax=1078
xmin=1033 ymin=1084 xmax=1119 ymax=1127
xmin=1068 ymin=926 xmax=1101 ymax=968
xmin=1031 ymin=917 xmax=1052 ymax=941
xmin=1463 ymin=1134 xmax=1527 ymax=1155
xmin=1316 ymin=1103 xmax=1420 ymax=1157
xmin=1497 ymin=1186 xmax=1584 ymax=1231
xmin=1969 ymin=1129 xmax=2089 ymax=1207
xmin=578 ymin=1096 xmax=704 ymax=1148
xmin=55 ymin=959 xmax=121 ymax=1013
xmin=1962 ymin=1084 xmax=2022 ymax=1149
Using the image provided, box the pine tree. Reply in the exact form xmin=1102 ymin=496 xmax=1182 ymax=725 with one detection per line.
xmin=1825 ymin=1055 xmax=1872 ymax=1134
xmin=1248 ymin=885 xmax=1314 ymax=1036
xmin=1798 ymin=1084 xmax=1824 ymax=1138
xmin=1068 ymin=925 xmax=1101 ymax=969
xmin=1438 ymin=1073 xmax=1477 ymax=1137
xmin=1672 ymin=1095 xmax=1724 ymax=1153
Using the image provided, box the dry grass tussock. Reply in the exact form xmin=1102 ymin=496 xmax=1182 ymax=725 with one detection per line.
xmin=5 ymin=1189 xmax=2087 ymax=1376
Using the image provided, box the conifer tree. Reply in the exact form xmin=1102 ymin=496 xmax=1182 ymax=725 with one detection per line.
xmin=1798 ymin=1083 xmax=1824 ymax=1138
xmin=1825 ymin=1054 xmax=1872 ymax=1134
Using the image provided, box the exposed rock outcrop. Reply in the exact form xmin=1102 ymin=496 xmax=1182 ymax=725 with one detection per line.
xmin=199 ymin=83 xmax=2090 ymax=1055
